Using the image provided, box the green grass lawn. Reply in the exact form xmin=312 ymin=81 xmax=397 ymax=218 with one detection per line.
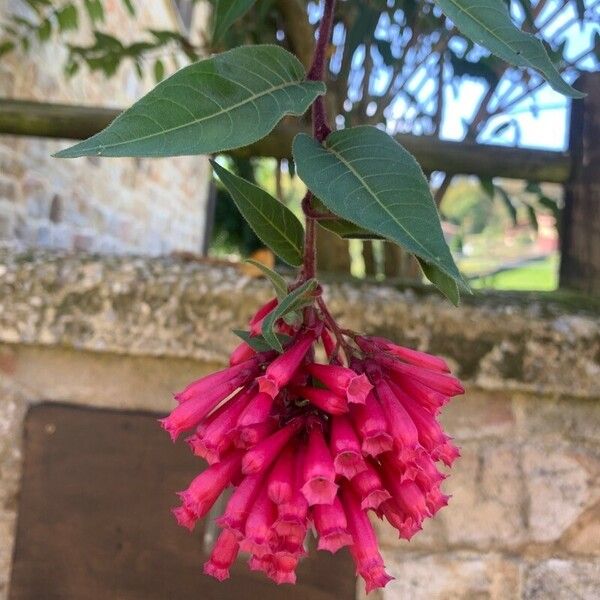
xmin=470 ymin=254 xmax=559 ymax=291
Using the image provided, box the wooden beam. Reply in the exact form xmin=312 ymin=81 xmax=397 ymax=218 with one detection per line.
xmin=559 ymin=73 xmax=600 ymax=295
xmin=0 ymin=98 xmax=571 ymax=183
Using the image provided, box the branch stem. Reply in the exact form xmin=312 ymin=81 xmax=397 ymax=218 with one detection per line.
xmin=299 ymin=0 xmax=337 ymax=282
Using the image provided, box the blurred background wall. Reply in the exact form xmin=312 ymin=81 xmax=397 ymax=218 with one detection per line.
xmin=0 ymin=0 xmax=211 ymax=255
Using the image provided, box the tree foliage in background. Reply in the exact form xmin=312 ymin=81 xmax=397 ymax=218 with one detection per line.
xmin=1 ymin=0 xmax=598 ymax=275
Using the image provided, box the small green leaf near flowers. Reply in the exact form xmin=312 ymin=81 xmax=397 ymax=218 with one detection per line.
xmin=212 ymin=161 xmax=305 ymax=267
xmin=261 ymin=279 xmax=319 ymax=351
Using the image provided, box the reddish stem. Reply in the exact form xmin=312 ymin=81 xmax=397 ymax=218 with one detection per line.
xmin=300 ymin=0 xmax=337 ymax=282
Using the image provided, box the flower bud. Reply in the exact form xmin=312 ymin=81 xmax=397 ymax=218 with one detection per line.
xmin=203 ymin=529 xmax=239 ymax=581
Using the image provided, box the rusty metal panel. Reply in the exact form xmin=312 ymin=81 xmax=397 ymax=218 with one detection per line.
xmin=9 ymin=403 xmax=355 ymax=600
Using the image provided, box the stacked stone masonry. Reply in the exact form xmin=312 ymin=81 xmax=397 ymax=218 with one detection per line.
xmin=0 ymin=253 xmax=599 ymax=599
xmin=0 ymin=0 xmax=211 ymax=255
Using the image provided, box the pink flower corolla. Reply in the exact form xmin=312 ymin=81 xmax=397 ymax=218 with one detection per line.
xmin=162 ymin=305 xmax=463 ymax=592
xmin=351 ymin=462 xmax=391 ymax=510
xmin=356 ymin=335 xmax=450 ymax=372
xmin=289 ymin=384 xmax=348 ymax=415
xmin=174 ymin=449 xmax=243 ymax=528
xmin=242 ymin=419 xmax=303 ymax=474
xmin=203 ymin=528 xmax=239 ymax=581
xmin=312 ymin=497 xmax=353 ymax=553
xmin=341 ymin=485 xmax=394 ymax=593
xmin=306 ymin=362 xmax=372 ymax=405
xmin=185 ymin=386 xmax=254 ymax=463
xmin=301 ymin=422 xmax=338 ymax=506
xmin=160 ymin=358 xmax=262 ymax=441
xmin=329 ymin=415 xmax=366 ymax=479
xmin=258 ymin=330 xmax=318 ymax=398
xmin=267 ymin=445 xmax=296 ymax=505
xmin=350 ymin=391 xmax=394 ymax=457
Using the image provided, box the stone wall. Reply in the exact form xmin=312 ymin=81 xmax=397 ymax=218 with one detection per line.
xmin=0 ymin=0 xmax=211 ymax=255
xmin=1 ymin=252 xmax=599 ymax=599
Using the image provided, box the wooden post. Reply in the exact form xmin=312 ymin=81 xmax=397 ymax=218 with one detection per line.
xmin=559 ymin=73 xmax=600 ymax=295
xmin=316 ymin=227 xmax=351 ymax=274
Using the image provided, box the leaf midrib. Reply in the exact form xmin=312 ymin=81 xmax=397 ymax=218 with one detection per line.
xmin=230 ymin=178 xmax=302 ymax=256
xmin=80 ymin=79 xmax=319 ymax=153
xmin=442 ymin=0 xmax=534 ymax=61
xmin=324 ymin=141 xmax=442 ymax=268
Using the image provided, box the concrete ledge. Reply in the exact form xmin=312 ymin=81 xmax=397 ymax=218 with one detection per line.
xmin=1 ymin=251 xmax=599 ymax=398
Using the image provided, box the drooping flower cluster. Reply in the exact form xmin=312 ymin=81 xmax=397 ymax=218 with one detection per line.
xmin=161 ymin=296 xmax=463 ymax=592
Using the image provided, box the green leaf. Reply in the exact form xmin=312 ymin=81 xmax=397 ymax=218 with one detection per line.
xmin=312 ymin=198 xmax=383 ymax=240
xmin=84 ymin=0 xmax=104 ymax=23
xmin=153 ymin=58 xmax=165 ymax=82
xmin=55 ymin=45 xmax=325 ymax=158
xmin=212 ymin=161 xmax=304 ymax=266
xmin=37 ymin=18 xmax=52 ymax=41
xmin=478 ymin=176 xmax=495 ymax=200
xmin=261 ymin=279 xmax=319 ymax=351
xmin=495 ymin=185 xmax=518 ymax=226
xmin=418 ymin=258 xmax=462 ymax=306
xmin=434 ymin=0 xmax=585 ymax=98
xmin=56 ymin=4 xmax=78 ymax=31
xmin=232 ymin=329 xmax=291 ymax=352
xmin=525 ymin=203 xmax=538 ymax=232
xmin=121 ymin=0 xmax=136 ymax=16
xmin=293 ymin=126 xmax=468 ymax=292
xmin=244 ymin=259 xmax=288 ymax=300
xmin=213 ymin=0 xmax=257 ymax=42
xmin=0 ymin=41 xmax=15 ymax=57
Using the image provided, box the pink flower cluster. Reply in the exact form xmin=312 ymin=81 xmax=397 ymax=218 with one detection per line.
xmin=160 ymin=298 xmax=463 ymax=592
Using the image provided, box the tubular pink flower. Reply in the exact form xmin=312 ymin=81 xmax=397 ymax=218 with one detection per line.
xmin=414 ymin=452 xmax=446 ymax=487
xmin=203 ymin=528 xmax=239 ymax=581
xmin=174 ymin=357 xmax=262 ymax=404
xmin=236 ymin=420 xmax=276 ymax=448
xmin=357 ymin=336 xmax=450 ymax=372
xmin=301 ymin=424 xmax=338 ymax=506
xmin=372 ymin=376 xmax=421 ymax=461
xmin=376 ymin=354 xmax=464 ymax=397
xmin=351 ymin=462 xmax=391 ymax=510
xmin=217 ymin=472 xmax=265 ymax=533
xmin=388 ymin=380 xmax=460 ymax=466
xmin=426 ymin=487 xmax=450 ymax=516
xmin=306 ymin=362 xmax=372 ymax=405
xmin=258 ymin=331 xmax=317 ymax=398
xmin=161 ymin=363 xmax=260 ymax=441
xmin=330 ymin=415 xmax=366 ymax=479
xmin=390 ymin=372 xmax=449 ymax=414
xmin=249 ymin=297 xmax=278 ymax=336
xmin=229 ymin=340 xmax=256 ymax=366
xmin=275 ymin=447 xmax=309 ymax=540
xmin=268 ymin=445 xmax=296 ymax=505
xmin=248 ymin=554 xmax=274 ymax=575
xmin=237 ymin=392 xmax=276 ymax=428
xmin=240 ymin=487 xmax=277 ymax=558
xmin=379 ymin=499 xmax=422 ymax=541
xmin=321 ymin=328 xmax=336 ymax=358
xmin=242 ymin=419 xmax=303 ymax=474
xmin=312 ymin=497 xmax=353 ymax=553
xmin=187 ymin=386 xmax=254 ymax=457
xmin=384 ymin=474 xmax=431 ymax=524
xmin=289 ymin=384 xmax=348 ymax=415
xmin=171 ymin=505 xmax=197 ymax=531
xmin=269 ymin=552 xmax=299 ymax=585
xmin=186 ymin=431 xmax=234 ymax=465
xmin=341 ymin=485 xmax=394 ymax=593
xmin=380 ymin=451 xmax=420 ymax=483
xmin=350 ymin=392 xmax=394 ymax=457
xmin=177 ymin=450 xmax=243 ymax=521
